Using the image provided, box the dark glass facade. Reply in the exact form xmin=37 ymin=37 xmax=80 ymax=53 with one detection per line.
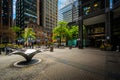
xmin=16 ymin=0 xmax=37 ymax=29
xmin=1 ymin=0 xmax=13 ymax=27
xmin=83 ymin=0 xmax=105 ymax=16
xmin=77 ymin=0 xmax=120 ymax=50
xmin=77 ymin=0 xmax=107 ymax=48
xmin=111 ymin=0 xmax=120 ymax=50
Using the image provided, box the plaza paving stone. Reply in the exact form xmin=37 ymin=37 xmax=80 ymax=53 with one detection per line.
xmin=0 ymin=47 xmax=120 ymax=80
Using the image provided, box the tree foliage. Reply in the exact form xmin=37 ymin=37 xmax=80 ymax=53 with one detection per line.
xmin=52 ymin=21 xmax=78 ymax=43
xmin=10 ymin=26 xmax=21 ymax=33
xmin=22 ymin=28 xmax=36 ymax=42
xmin=52 ymin=21 xmax=68 ymax=40
xmin=10 ymin=26 xmax=21 ymax=39
xmin=67 ymin=26 xmax=78 ymax=40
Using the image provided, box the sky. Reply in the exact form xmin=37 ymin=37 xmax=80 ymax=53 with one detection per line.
xmin=13 ymin=0 xmax=65 ymax=19
xmin=13 ymin=0 xmax=16 ymax=19
xmin=58 ymin=0 xmax=67 ymax=9
xmin=13 ymin=0 xmax=112 ymax=19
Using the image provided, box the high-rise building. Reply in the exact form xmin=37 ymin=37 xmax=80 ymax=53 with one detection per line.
xmin=58 ymin=0 xmax=75 ymax=22
xmin=60 ymin=3 xmax=73 ymax=22
xmin=77 ymin=0 xmax=120 ymax=50
xmin=16 ymin=0 xmax=37 ymax=29
xmin=67 ymin=0 xmax=79 ymax=26
xmin=58 ymin=9 xmax=63 ymax=21
xmin=61 ymin=0 xmax=75 ymax=8
xmin=59 ymin=0 xmax=78 ymax=23
xmin=72 ymin=0 xmax=78 ymax=22
xmin=0 ymin=0 xmax=13 ymax=43
xmin=38 ymin=0 xmax=58 ymax=33
xmin=111 ymin=0 xmax=120 ymax=50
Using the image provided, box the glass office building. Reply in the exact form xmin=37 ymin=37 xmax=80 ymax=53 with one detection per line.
xmin=16 ymin=0 xmax=37 ymax=28
xmin=77 ymin=0 xmax=120 ymax=50
xmin=60 ymin=3 xmax=73 ymax=22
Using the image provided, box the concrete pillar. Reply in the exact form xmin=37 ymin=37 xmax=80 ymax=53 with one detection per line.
xmin=78 ymin=0 xmax=83 ymax=49
xmin=105 ymin=0 xmax=113 ymax=43
xmin=78 ymin=20 xmax=83 ymax=49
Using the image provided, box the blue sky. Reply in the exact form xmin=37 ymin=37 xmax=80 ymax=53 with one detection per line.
xmin=58 ymin=0 xmax=67 ymax=9
xmin=13 ymin=0 xmax=16 ymax=19
xmin=13 ymin=0 xmax=64 ymax=19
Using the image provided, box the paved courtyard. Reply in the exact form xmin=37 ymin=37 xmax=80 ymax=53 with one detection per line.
xmin=0 ymin=47 xmax=120 ymax=80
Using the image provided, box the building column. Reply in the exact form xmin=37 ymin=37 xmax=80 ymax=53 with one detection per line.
xmin=78 ymin=0 xmax=83 ymax=49
xmin=105 ymin=0 xmax=113 ymax=43
xmin=78 ymin=20 xmax=83 ymax=49
xmin=0 ymin=0 xmax=2 ymax=29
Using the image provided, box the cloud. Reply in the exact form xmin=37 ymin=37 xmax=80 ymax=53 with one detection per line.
xmin=59 ymin=0 xmax=67 ymax=4
xmin=58 ymin=0 xmax=75 ymax=9
xmin=58 ymin=0 xmax=67 ymax=9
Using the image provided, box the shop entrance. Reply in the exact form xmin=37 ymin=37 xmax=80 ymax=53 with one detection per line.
xmin=88 ymin=36 xmax=105 ymax=48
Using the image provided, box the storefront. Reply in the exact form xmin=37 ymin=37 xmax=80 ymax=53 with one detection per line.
xmin=86 ymin=23 xmax=105 ymax=47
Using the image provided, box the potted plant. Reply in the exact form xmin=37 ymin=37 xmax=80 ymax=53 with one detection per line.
xmin=100 ymin=44 xmax=105 ymax=50
xmin=105 ymin=43 xmax=112 ymax=51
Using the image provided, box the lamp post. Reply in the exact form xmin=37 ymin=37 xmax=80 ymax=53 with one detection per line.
xmin=18 ymin=37 xmax=21 ymax=45
xmin=45 ymin=38 xmax=48 ymax=47
xmin=36 ymin=38 xmax=40 ymax=48
xmin=28 ymin=37 xmax=33 ymax=48
xmin=57 ymin=36 xmax=60 ymax=48
xmin=78 ymin=0 xmax=83 ymax=49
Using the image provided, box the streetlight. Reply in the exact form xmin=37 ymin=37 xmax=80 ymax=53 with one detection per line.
xmin=28 ymin=36 xmax=33 ymax=48
xmin=36 ymin=38 xmax=40 ymax=48
xmin=18 ymin=37 xmax=22 ymax=45
xmin=45 ymin=38 xmax=48 ymax=47
xmin=57 ymin=36 xmax=60 ymax=48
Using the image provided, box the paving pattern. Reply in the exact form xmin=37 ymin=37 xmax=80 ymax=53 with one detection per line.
xmin=0 ymin=47 xmax=119 ymax=80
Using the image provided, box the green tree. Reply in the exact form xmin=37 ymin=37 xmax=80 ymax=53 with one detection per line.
xmin=22 ymin=28 xmax=36 ymax=43
xmin=52 ymin=21 xmax=68 ymax=46
xmin=10 ymin=26 xmax=21 ymax=38
xmin=52 ymin=21 xmax=79 ymax=46
xmin=11 ymin=26 xmax=21 ymax=33
xmin=66 ymin=25 xmax=78 ymax=47
xmin=68 ymin=26 xmax=78 ymax=40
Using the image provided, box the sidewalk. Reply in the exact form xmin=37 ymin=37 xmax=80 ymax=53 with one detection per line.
xmin=0 ymin=47 xmax=119 ymax=80
xmin=105 ymin=50 xmax=120 ymax=80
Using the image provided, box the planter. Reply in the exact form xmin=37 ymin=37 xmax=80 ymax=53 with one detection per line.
xmin=105 ymin=47 xmax=112 ymax=51
xmin=69 ymin=46 xmax=72 ymax=49
xmin=100 ymin=48 xmax=105 ymax=51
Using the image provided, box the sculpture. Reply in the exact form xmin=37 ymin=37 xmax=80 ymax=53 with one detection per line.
xmin=11 ymin=49 xmax=41 ymax=62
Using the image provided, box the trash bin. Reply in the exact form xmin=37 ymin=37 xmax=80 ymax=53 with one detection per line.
xmin=69 ymin=45 xmax=72 ymax=49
